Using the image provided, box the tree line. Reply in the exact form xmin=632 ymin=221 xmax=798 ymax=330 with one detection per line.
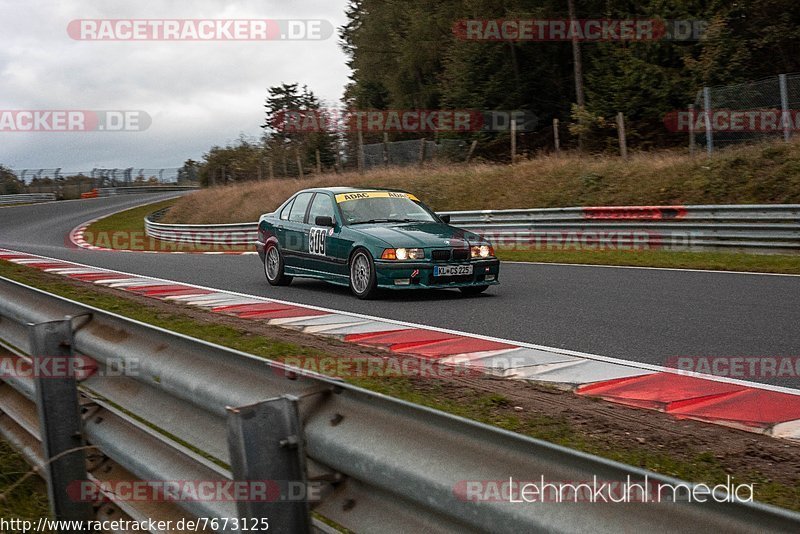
xmin=186 ymin=0 xmax=800 ymax=185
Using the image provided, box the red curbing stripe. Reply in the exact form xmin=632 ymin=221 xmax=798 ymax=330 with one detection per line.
xmin=119 ymin=284 xmax=190 ymax=295
xmin=575 ymin=374 xmax=653 ymax=394
xmin=668 ymin=389 xmax=800 ymax=429
xmin=23 ymin=261 xmax=72 ymax=269
xmin=344 ymin=328 xmax=413 ymax=344
xmin=346 ymin=329 xmax=458 ymax=345
xmin=139 ymin=287 xmax=214 ymax=297
xmin=576 ymin=373 xmax=745 ymax=411
xmin=393 ymin=337 xmax=518 ymax=358
xmin=132 ymin=285 xmax=194 ymax=295
xmin=68 ymin=273 xmax=134 ymax=282
xmin=236 ymin=308 xmax=329 ymax=319
xmin=119 ymin=284 xmax=180 ymax=292
xmin=212 ymin=303 xmax=297 ymax=313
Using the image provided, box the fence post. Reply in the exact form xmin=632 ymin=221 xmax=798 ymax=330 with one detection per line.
xmin=688 ymin=104 xmax=696 ymax=155
xmin=553 ymin=118 xmax=560 ymax=154
xmin=383 ymin=132 xmax=389 ymax=166
xmin=616 ymin=112 xmax=628 ymax=159
xmin=357 ymin=130 xmax=365 ymax=174
xmin=466 ymin=140 xmax=478 ymax=163
xmin=29 ymin=319 xmax=93 ymax=522
xmin=269 ymin=158 xmax=274 ymax=180
xmin=227 ymin=396 xmax=311 ymax=534
xmin=703 ymin=87 xmax=714 ymax=155
xmin=510 ymin=119 xmax=517 ymax=164
xmin=780 ymin=73 xmax=791 ymax=142
xmin=418 ymin=138 xmax=427 ymax=167
xmin=296 ymin=148 xmax=304 ymax=179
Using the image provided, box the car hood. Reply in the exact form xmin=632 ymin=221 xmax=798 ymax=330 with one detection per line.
xmin=350 ymin=222 xmax=483 ymax=248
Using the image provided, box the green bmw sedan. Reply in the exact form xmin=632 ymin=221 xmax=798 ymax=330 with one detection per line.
xmin=255 ymin=187 xmax=500 ymax=299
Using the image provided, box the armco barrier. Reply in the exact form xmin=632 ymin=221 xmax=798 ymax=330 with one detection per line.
xmin=2 ymin=276 xmax=799 ymax=532
xmin=0 ymin=192 xmax=56 ymax=205
xmin=143 ymin=204 xmax=800 ymax=254
xmin=97 ymin=185 xmax=199 ymax=197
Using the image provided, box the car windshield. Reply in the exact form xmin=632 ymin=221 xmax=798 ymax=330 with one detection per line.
xmin=337 ymin=192 xmax=437 ymax=225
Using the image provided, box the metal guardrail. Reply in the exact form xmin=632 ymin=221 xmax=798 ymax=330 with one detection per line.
xmin=97 ymin=185 xmax=199 ymax=197
xmin=2 ymin=276 xmax=799 ymax=532
xmin=144 ymin=204 xmax=800 ymax=253
xmin=144 ymin=207 xmax=257 ymax=245
xmin=0 ymin=192 xmax=56 ymax=206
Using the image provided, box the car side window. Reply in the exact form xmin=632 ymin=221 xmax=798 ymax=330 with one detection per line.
xmin=279 ymin=198 xmax=294 ymax=221
xmin=288 ymin=192 xmax=313 ymax=223
xmin=307 ymin=193 xmax=335 ymax=224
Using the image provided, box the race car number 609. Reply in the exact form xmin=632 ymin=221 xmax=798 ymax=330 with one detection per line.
xmin=309 ymin=227 xmax=327 ymax=256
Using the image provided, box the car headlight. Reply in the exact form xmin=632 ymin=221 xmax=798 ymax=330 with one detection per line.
xmin=470 ymin=245 xmax=494 ymax=258
xmin=381 ymin=248 xmax=424 ymax=260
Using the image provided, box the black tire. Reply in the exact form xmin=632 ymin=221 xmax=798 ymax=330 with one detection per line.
xmin=264 ymin=243 xmax=293 ymax=286
xmin=459 ymin=285 xmax=489 ymax=295
xmin=349 ymin=249 xmax=379 ymax=299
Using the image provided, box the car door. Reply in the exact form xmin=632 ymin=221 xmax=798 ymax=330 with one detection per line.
xmin=282 ymin=191 xmax=314 ymax=268
xmin=304 ymin=192 xmax=346 ymax=278
xmin=272 ymin=197 xmax=294 ymax=248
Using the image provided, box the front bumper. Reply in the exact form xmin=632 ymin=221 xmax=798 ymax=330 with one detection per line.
xmin=374 ymin=258 xmax=500 ymax=289
xmin=255 ymin=240 xmax=266 ymax=261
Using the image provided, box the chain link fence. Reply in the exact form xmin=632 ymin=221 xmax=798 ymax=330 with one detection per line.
xmin=4 ymin=167 xmax=198 ymax=199
xmin=694 ymin=73 xmax=800 ymax=152
xmin=11 ymin=167 xmax=192 ymax=185
xmin=362 ymin=138 xmax=472 ymax=170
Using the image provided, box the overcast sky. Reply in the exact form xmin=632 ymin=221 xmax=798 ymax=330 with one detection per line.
xmin=0 ymin=0 xmax=351 ymax=171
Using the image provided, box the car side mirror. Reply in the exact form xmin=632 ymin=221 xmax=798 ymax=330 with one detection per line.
xmin=439 ymin=214 xmax=451 ymax=224
xmin=315 ymin=215 xmax=335 ymax=227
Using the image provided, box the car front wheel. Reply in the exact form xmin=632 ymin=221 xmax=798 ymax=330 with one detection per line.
xmin=349 ymin=249 xmax=378 ymax=299
xmin=264 ymin=244 xmax=293 ymax=286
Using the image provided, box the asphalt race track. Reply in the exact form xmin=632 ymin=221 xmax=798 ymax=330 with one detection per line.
xmin=2 ymin=194 xmax=800 ymax=388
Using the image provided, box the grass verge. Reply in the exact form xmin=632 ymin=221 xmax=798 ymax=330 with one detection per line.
xmin=0 ymin=440 xmax=52 ymax=527
xmin=164 ymin=140 xmax=800 ymax=225
xmin=0 ymin=259 xmax=798 ymax=511
xmin=83 ymin=198 xmax=250 ymax=253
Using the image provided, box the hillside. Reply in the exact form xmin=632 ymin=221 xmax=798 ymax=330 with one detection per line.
xmin=163 ymin=141 xmax=800 ymax=224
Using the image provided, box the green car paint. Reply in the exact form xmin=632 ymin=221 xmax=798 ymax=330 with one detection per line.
xmin=255 ymin=187 xmax=500 ymax=298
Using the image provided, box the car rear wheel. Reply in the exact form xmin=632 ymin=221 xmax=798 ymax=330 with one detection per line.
xmin=349 ymin=249 xmax=378 ymax=299
xmin=264 ymin=244 xmax=292 ymax=286
xmin=459 ymin=285 xmax=489 ymax=295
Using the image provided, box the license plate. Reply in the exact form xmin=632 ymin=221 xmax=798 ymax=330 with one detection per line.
xmin=434 ymin=265 xmax=473 ymax=277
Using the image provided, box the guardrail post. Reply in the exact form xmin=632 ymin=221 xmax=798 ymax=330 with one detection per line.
xmin=29 ymin=318 xmax=93 ymax=523
xmin=227 ymin=395 xmax=310 ymax=534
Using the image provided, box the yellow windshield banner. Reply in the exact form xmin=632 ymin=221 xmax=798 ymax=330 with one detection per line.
xmin=335 ymin=191 xmax=419 ymax=203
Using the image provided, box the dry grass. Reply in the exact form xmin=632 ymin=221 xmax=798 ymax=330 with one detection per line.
xmin=163 ymin=141 xmax=800 ymax=224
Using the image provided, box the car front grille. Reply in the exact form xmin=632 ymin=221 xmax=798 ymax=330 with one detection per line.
xmin=452 ymin=249 xmax=469 ymax=261
xmin=431 ymin=249 xmax=451 ymax=262
xmin=432 ymin=248 xmax=470 ymax=262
